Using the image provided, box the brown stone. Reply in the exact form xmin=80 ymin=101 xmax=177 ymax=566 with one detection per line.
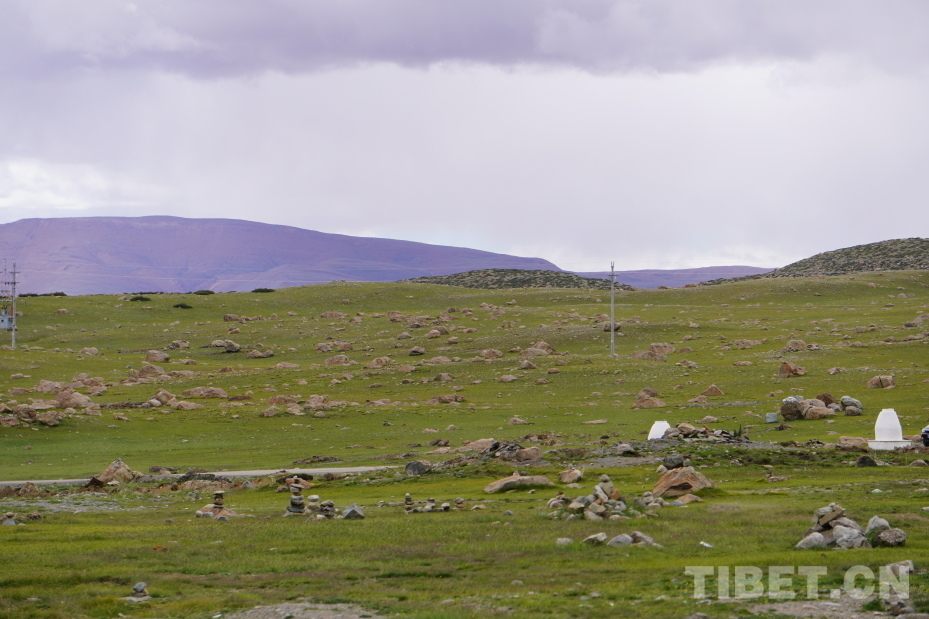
xmin=651 ymin=467 xmax=715 ymax=497
xmin=54 ymin=389 xmax=92 ymax=409
xmin=803 ymin=406 xmax=835 ymax=420
xmin=145 ymin=350 xmax=170 ymax=363
xmin=778 ymin=362 xmax=806 ymax=378
xmin=633 ymin=397 xmax=665 ymax=408
xmin=701 ymin=385 xmax=723 ymax=396
xmin=649 ymin=343 xmax=675 ymax=354
xmin=632 ymin=350 xmax=666 ymax=362
xmin=484 ymin=474 xmax=554 ymax=493
xmin=865 ymin=375 xmax=895 ymax=389
xmin=513 ymin=447 xmax=542 ymax=461
xmin=324 ymin=354 xmax=352 ymax=366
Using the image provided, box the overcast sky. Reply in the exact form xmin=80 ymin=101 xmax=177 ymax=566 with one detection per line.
xmin=1 ymin=1 xmax=928 ymax=272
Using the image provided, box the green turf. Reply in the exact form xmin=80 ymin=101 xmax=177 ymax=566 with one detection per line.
xmin=1 ymin=272 xmax=928 ymax=617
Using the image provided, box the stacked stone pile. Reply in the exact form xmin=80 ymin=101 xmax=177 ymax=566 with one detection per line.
xmin=780 ymin=394 xmax=864 ymax=421
xmin=795 ymin=503 xmax=906 ymax=549
xmin=662 ymin=423 xmax=747 ymax=443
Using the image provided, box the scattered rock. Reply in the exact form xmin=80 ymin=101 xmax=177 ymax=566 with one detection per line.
xmin=404 ymin=460 xmax=432 ymax=476
xmin=607 ymin=534 xmax=633 ymax=547
xmin=582 ymin=532 xmax=608 ymax=545
xmin=342 ymin=504 xmax=365 ymax=520
xmin=855 ymin=455 xmax=878 ymax=467
xmin=795 ymin=532 xmax=826 ymax=549
xmin=778 ymin=362 xmax=806 ymax=378
xmin=145 ymin=350 xmax=170 ymax=363
xmin=484 ymin=473 xmax=554 ymax=493
xmin=652 ymin=467 xmax=715 ymax=497
xmin=866 ymin=375 xmax=895 ymax=389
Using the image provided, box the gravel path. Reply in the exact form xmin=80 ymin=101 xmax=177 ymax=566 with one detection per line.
xmin=227 ymin=602 xmax=380 ymax=619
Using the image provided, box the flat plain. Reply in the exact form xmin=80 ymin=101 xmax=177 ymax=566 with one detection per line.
xmin=1 ymin=271 xmax=928 ymax=618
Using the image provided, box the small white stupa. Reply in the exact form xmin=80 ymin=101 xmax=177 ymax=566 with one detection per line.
xmin=868 ymin=408 xmax=911 ymax=450
xmin=648 ymin=420 xmax=671 ymax=440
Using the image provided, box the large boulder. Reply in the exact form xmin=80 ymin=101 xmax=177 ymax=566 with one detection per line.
xmin=324 ymin=355 xmax=352 ymax=366
xmin=35 ymin=380 xmax=64 ymax=394
xmin=404 ymin=460 xmax=432 ymax=476
xmin=145 ymin=350 xmax=170 ymax=363
xmin=803 ymin=406 xmax=835 ymax=420
xmin=36 ymin=411 xmax=65 ymax=426
xmin=840 ymin=396 xmax=864 ymax=411
xmin=778 ymin=362 xmax=806 ymax=378
xmin=651 ymin=467 xmax=715 ymax=497
xmin=92 ymin=459 xmax=142 ymax=484
xmin=795 ymin=532 xmax=827 ymax=549
xmin=365 ymin=357 xmax=394 ymax=369
xmin=54 ymin=389 xmax=92 ymax=409
xmin=483 ymin=474 xmax=554 ymax=493
xmin=138 ymin=364 xmax=165 ymax=378
xmin=865 ymin=375 xmax=895 ymax=389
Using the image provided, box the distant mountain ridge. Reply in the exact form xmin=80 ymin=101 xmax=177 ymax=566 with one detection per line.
xmin=702 ymin=238 xmax=929 ymax=285
xmin=576 ymin=266 xmax=774 ymax=289
xmin=0 ymin=216 xmax=559 ymax=295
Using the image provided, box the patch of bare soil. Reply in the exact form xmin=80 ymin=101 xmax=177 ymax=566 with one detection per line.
xmin=227 ymin=602 xmax=379 ymax=619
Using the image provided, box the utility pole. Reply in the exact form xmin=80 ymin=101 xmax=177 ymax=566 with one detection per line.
xmin=1 ymin=262 xmax=17 ymax=349
xmin=10 ymin=262 xmax=17 ymax=350
xmin=609 ymin=261 xmax=616 ymax=358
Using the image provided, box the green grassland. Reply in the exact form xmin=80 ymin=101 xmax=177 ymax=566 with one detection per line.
xmin=2 ymin=271 xmax=929 ymax=618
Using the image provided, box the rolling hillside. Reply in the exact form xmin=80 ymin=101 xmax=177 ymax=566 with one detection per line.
xmin=0 ymin=216 xmax=558 ymax=295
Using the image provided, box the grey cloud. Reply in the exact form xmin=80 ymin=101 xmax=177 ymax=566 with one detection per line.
xmin=4 ymin=1 xmax=929 ymax=79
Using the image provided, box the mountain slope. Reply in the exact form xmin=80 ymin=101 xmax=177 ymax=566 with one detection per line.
xmin=771 ymin=238 xmax=929 ymax=276
xmin=0 ymin=217 xmax=559 ymax=294
xmin=701 ymin=238 xmax=929 ymax=284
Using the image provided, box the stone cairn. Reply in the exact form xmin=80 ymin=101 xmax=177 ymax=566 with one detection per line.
xmin=795 ymin=503 xmax=906 ymax=549
xmin=2 ymin=512 xmax=20 ymax=526
xmin=400 ymin=493 xmax=451 ymax=514
xmin=284 ymin=485 xmax=306 ymax=517
xmin=195 ymin=490 xmax=236 ymax=520
xmin=547 ymin=472 xmax=703 ymax=523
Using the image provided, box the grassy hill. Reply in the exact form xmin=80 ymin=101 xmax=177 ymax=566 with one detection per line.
xmin=400 ymin=268 xmax=634 ymax=290
xmin=704 ymin=238 xmax=929 ymax=285
xmin=2 ymin=272 xmax=929 ymax=618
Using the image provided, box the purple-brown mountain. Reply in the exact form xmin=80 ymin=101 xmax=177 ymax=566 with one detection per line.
xmin=577 ymin=266 xmax=773 ymax=289
xmin=0 ymin=216 xmax=776 ymax=294
xmin=1 ymin=216 xmax=559 ymax=295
